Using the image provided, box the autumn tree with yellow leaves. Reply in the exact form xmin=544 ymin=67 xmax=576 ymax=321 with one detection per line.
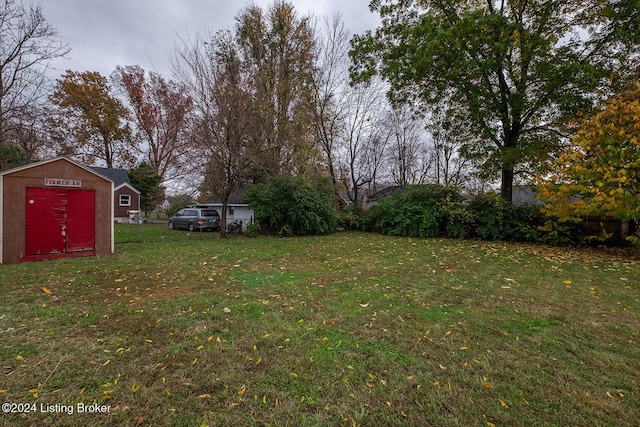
xmin=538 ymin=84 xmax=640 ymax=223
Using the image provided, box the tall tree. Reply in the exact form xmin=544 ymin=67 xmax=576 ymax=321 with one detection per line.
xmin=50 ymin=70 xmax=133 ymax=168
xmin=350 ymin=0 xmax=640 ymax=201
xmin=311 ymin=14 xmax=351 ymax=190
xmin=172 ymin=29 xmax=257 ymax=238
xmin=111 ymin=65 xmax=193 ymax=184
xmin=0 ymin=0 xmax=69 ymax=168
xmin=235 ymin=1 xmax=319 ymax=176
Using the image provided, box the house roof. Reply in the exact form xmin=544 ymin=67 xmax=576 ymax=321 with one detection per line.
xmin=366 ymin=185 xmax=406 ymax=202
xmin=89 ymin=167 xmax=132 ymax=188
xmin=202 ymin=188 xmax=248 ymax=205
xmin=512 ymin=186 xmax=545 ymax=206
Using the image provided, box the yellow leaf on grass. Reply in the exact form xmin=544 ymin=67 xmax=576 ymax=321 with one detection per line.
xmin=500 ymin=399 xmax=509 ymax=408
xmin=41 ymin=287 xmax=52 ymax=294
xmin=0 ymin=390 xmax=7 ymax=394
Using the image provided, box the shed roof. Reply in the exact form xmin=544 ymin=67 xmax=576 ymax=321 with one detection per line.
xmin=1 ymin=156 xmax=113 ymax=182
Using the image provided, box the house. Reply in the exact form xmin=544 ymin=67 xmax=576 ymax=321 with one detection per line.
xmin=200 ymin=191 xmax=254 ymax=231
xmin=0 ymin=156 xmax=113 ymax=264
xmin=89 ymin=167 xmax=141 ymax=223
xmin=362 ymin=185 xmax=406 ymax=211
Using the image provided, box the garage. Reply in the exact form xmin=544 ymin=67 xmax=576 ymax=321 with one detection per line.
xmin=0 ymin=156 xmax=113 ymax=264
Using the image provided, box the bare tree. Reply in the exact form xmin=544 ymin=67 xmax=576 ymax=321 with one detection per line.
xmin=310 ymin=13 xmax=351 ymax=190
xmin=425 ymin=106 xmax=476 ymax=191
xmin=338 ymin=78 xmax=388 ymax=210
xmin=383 ymin=105 xmax=431 ymax=186
xmin=172 ymin=29 xmax=256 ymax=238
xmin=0 ymin=0 xmax=69 ymax=168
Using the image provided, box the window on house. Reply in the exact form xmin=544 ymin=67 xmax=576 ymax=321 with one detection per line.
xmin=119 ymin=194 xmax=131 ymax=207
xmin=229 ymin=206 xmax=235 ymax=216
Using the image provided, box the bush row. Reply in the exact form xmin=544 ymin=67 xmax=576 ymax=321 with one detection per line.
xmin=358 ymin=185 xmax=590 ymax=246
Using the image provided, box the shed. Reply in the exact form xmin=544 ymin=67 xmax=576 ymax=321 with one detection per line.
xmin=0 ymin=156 xmax=114 ymax=264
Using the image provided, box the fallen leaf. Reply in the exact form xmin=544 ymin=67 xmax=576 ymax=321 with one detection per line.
xmin=41 ymin=287 xmax=52 ymax=294
xmin=198 ymin=394 xmax=211 ymax=399
xmin=359 ymin=303 xmax=370 ymax=308
xmin=223 ymin=307 xmax=232 ymax=314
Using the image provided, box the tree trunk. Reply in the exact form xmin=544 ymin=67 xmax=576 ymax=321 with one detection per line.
xmin=219 ymin=198 xmax=228 ymax=239
xmin=501 ymin=168 xmax=514 ymax=202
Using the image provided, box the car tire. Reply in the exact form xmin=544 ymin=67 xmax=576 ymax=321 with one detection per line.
xmin=188 ymin=223 xmax=195 ymax=232
xmin=168 ymin=221 xmax=174 ymax=230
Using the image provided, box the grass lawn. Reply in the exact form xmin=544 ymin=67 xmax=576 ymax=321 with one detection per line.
xmin=1 ymin=224 xmax=639 ymax=426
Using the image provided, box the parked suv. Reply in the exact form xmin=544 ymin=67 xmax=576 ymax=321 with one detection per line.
xmin=168 ymin=208 xmax=221 ymax=232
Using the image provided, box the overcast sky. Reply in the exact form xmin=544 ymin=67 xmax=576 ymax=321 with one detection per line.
xmin=39 ymin=0 xmax=379 ymax=79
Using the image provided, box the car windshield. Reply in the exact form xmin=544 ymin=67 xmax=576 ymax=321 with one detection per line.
xmin=201 ymin=210 xmax=219 ymax=217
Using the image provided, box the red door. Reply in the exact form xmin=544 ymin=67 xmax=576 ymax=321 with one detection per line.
xmin=26 ymin=188 xmax=66 ymax=256
xmin=66 ymin=190 xmax=95 ymax=252
xmin=25 ymin=188 xmax=95 ymax=257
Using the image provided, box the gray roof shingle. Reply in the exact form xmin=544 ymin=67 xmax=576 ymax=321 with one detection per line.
xmin=89 ymin=167 xmax=132 ymax=188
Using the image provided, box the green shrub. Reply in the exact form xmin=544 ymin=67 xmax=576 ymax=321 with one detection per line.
xmin=245 ymin=175 xmax=338 ymax=236
xmin=538 ymin=217 xmax=588 ymax=246
xmin=364 ymin=185 xmax=465 ymax=238
xmin=464 ymin=193 xmax=546 ymax=242
xmin=244 ymin=223 xmax=260 ymax=238
xmin=465 ymin=193 xmax=505 ymax=240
